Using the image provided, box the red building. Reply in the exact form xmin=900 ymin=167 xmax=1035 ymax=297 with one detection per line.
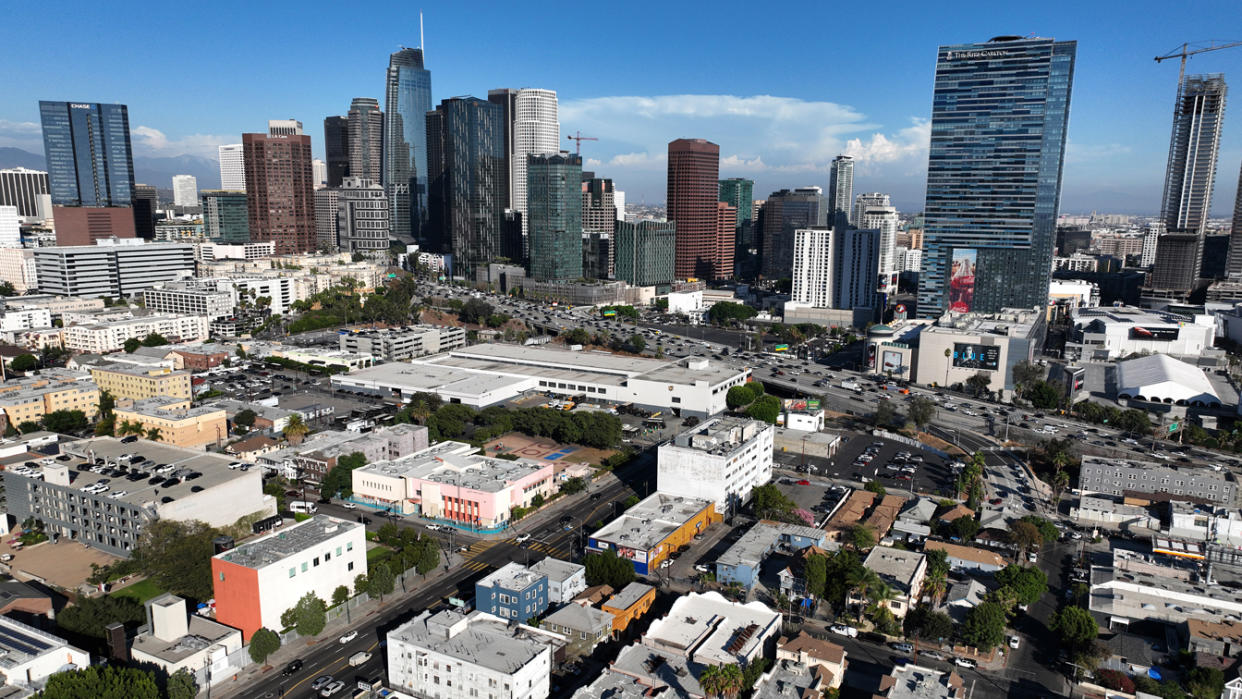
xmin=667 ymin=139 xmax=726 ymax=280
xmin=52 ymin=206 xmax=136 ymax=245
xmin=716 ymin=201 xmax=736 ymax=280
xmin=242 ymin=133 xmax=315 ymax=254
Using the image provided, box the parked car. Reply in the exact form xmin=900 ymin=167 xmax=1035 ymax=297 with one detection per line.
xmin=890 ymin=642 xmax=914 ymax=653
xmin=282 ymin=659 xmax=304 ymax=676
xmin=310 ymin=676 xmax=334 ymax=691
xmin=955 ymin=657 xmax=977 ymax=668
xmin=830 ymin=624 xmax=858 ymax=638
xmin=320 ymin=681 xmax=347 ymax=697
xmin=514 ymin=534 xmax=531 ymax=543
xmin=1009 ymin=636 xmax=1020 ymax=649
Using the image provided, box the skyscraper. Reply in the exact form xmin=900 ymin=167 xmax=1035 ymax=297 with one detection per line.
xmin=39 ymin=100 xmax=137 ymax=244
xmin=172 ymin=175 xmax=198 ymax=208
xmin=527 ymin=153 xmax=583 ymax=280
xmin=201 ymin=190 xmax=250 ymax=243
xmin=312 ymin=160 xmax=327 ymax=189
xmin=384 ymin=47 xmax=433 ymax=244
xmin=789 ymin=226 xmax=879 ymax=311
xmin=218 ymin=144 xmax=246 ymax=191
xmin=336 ymin=177 xmax=389 ymax=252
xmin=512 ymin=89 xmax=560 ymax=240
xmin=718 ymin=178 xmax=754 ymax=229
xmin=668 ymin=138 xmax=727 ymax=280
xmin=582 ymin=177 xmax=617 ymax=235
xmin=323 ymin=116 xmax=349 ymax=188
xmin=759 ymin=188 xmax=823 ymax=279
xmin=1149 ymin=74 xmax=1227 ymax=294
xmin=131 ymin=184 xmax=157 ymax=240
xmin=615 ymin=220 xmax=676 ymax=288
xmin=242 ymin=131 xmax=316 ymax=254
xmin=348 ymin=98 xmax=384 ymax=182
xmin=315 ymin=188 xmax=341 ymax=249
xmin=856 ymin=193 xmax=899 ymax=297
xmin=268 ymin=119 xmax=303 ymax=136
xmin=1229 ymin=165 xmax=1242 ymax=276
xmin=487 ymin=88 xmax=518 ymax=210
xmin=0 ymin=168 xmax=50 ymax=220
xmin=827 ymin=155 xmax=854 ymax=227
xmin=425 ymin=97 xmax=504 ymax=279
xmin=916 ymin=36 xmax=1076 ymax=318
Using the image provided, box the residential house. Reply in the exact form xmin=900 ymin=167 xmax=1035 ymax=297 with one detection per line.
xmin=530 ymin=558 xmax=586 ymax=605
xmin=853 ymin=546 xmax=927 ymax=619
xmin=924 ymin=541 xmax=1007 ymax=574
xmin=775 ymin=631 xmax=847 ymax=690
xmin=476 ymin=562 xmax=549 ymax=622
xmin=543 ymin=603 xmax=613 ymax=657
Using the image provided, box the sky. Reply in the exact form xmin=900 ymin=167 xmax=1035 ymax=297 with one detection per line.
xmin=2 ymin=0 xmax=1241 ymax=216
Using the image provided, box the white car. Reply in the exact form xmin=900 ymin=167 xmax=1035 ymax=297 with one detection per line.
xmin=514 ymin=534 xmax=532 ymax=543
xmin=954 ymin=657 xmax=977 ymax=668
xmin=342 ymin=503 xmax=357 ymax=510
xmin=425 ymin=524 xmax=442 ymax=532
xmin=339 ymin=630 xmax=358 ymax=644
xmin=829 ymin=624 xmax=858 ymax=638
xmin=694 ymin=564 xmax=710 ymax=573
xmin=660 ymin=559 xmax=673 ymax=569
xmin=1009 ymin=636 xmax=1020 ymax=649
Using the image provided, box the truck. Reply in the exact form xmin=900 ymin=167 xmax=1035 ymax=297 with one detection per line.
xmin=349 ymin=651 xmax=372 ymax=667
xmin=840 ymin=380 xmax=860 ymax=390
xmin=289 ymin=501 xmax=318 ymax=514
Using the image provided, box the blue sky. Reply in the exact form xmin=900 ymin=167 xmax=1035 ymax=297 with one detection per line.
xmin=3 ymin=0 xmax=1241 ymax=215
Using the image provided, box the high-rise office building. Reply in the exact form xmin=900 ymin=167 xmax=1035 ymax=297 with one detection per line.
xmin=487 ymin=89 xmax=518 ymax=210
xmin=615 ymin=220 xmax=676 ymax=288
xmin=337 ymin=177 xmax=389 ymax=252
xmin=1229 ymin=165 xmax=1242 ymax=276
xmin=715 ymin=202 xmax=736 ymax=279
xmin=857 ymin=194 xmax=899 ymax=297
xmin=790 ymin=227 xmax=879 ymax=311
xmin=384 ymin=47 xmax=433 ymax=244
xmin=131 ymin=184 xmax=157 ymax=240
xmin=719 ymin=178 xmax=755 ymax=273
xmin=916 ymin=36 xmax=1076 ymax=318
xmin=512 ymin=89 xmax=560 ymax=241
xmin=582 ymin=232 xmax=612 ymax=279
xmin=312 ymin=159 xmax=327 ymax=189
xmin=315 ymin=188 xmax=341 ymax=249
xmin=500 ymin=209 xmax=524 ymax=265
xmin=853 ymin=192 xmax=889 ymax=228
xmin=172 ymin=175 xmax=198 ymax=208
xmin=268 ymin=119 xmax=303 ymax=136
xmin=582 ymin=177 xmax=616 ymax=235
xmin=348 ymin=98 xmax=384 ymax=182
xmin=668 ymin=138 xmax=728 ymax=280
xmin=242 ymin=131 xmax=316 ymax=254
xmin=0 ymin=168 xmax=51 ymax=220
xmin=759 ymin=188 xmax=823 ymax=279
xmin=323 ymin=116 xmax=350 ymax=188
xmin=1150 ymin=74 xmax=1227 ymax=294
xmin=827 ymin=156 xmax=854 ymax=227
xmin=201 ymin=190 xmax=250 ymax=243
xmin=425 ymin=97 xmax=504 ymax=279
xmin=218 ymin=144 xmax=246 ymax=191
xmin=39 ymin=101 xmax=137 ymax=244
xmin=527 ymin=153 xmax=582 ymax=281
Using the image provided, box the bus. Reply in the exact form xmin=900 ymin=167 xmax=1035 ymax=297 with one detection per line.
xmin=289 ymin=501 xmax=318 ymax=514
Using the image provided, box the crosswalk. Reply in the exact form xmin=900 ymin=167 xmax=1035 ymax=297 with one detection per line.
xmin=523 ymin=539 xmax=571 ymax=558
xmin=455 ymin=537 xmax=572 ymax=573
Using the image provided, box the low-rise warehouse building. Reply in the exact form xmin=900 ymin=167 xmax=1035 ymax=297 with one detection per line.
xmin=587 ymin=493 xmax=719 ymax=576
xmin=1070 ymin=306 xmax=1214 ymax=361
xmin=1115 ymin=353 xmax=1222 ymax=408
xmin=0 ymin=614 xmax=90 ymax=690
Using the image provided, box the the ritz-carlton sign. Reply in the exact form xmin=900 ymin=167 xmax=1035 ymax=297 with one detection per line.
xmin=946 ymin=50 xmax=1009 ymax=61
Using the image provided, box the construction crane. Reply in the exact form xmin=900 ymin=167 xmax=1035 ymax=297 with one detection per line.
xmin=566 ymin=130 xmax=598 ymax=155
xmin=1155 ymin=40 xmax=1242 ymax=89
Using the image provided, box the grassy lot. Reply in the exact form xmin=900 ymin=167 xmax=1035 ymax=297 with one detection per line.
xmin=109 ymin=578 xmax=165 ymax=603
xmin=366 ymin=546 xmax=393 ymax=565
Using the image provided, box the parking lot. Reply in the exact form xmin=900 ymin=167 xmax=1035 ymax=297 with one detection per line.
xmin=773 ymin=432 xmax=956 ymax=498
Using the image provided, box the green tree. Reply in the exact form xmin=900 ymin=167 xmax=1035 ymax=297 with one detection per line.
xmin=1187 ymin=666 xmax=1225 ymax=699
xmin=368 ymin=562 xmax=396 ymax=601
xmin=1006 ymin=520 xmax=1042 ymax=561
xmin=248 ymin=627 xmax=281 ymax=664
xmin=458 ymin=298 xmax=494 ymax=325
xmin=961 ymin=601 xmax=1007 ymax=651
xmin=293 ymin=592 xmax=327 ymax=637
xmin=923 ymin=548 xmax=950 ymax=604
xmin=994 ymin=564 xmax=1048 ymax=606
xmin=332 ymin=585 xmax=350 ymax=607
xmin=804 ymin=554 xmax=827 ymax=599
xmin=951 ymin=515 xmax=981 ymax=542
xmin=965 ymin=372 xmax=992 ymax=398
xmin=283 ymin=413 xmax=310 ymax=444
xmin=725 ymin=385 xmax=755 ymax=410
xmin=0 ymin=281 xmax=16 ymax=296
xmin=584 ymin=548 xmax=636 ymax=589
xmin=123 ymin=337 xmax=142 ymax=354
xmin=415 ymin=539 xmax=440 ymax=576
xmin=745 ymin=394 xmax=781 ymax=424
xmin=17 ymin=420 xmax=40 ymax=434
xmin=874 ymin=401 xmax=896 ymax=428
xmin=563 ymin=328 xmax=591 ymax=345
xmin=10 ymin=354 xmax=38 ymax=373
xmin=1051 ymin=605 xmax=1098 ymax=649
xmin=321 ymin=451 xmax=367 ymax=500
xmin=145 ymin=427 xmax=162 ymax=442
xmin=698 ymin=662 xmax=745 ymax=699
xmin=908 ymin=396 xmax=936 ymax=429
xmin=864 ymin=480 xmax=887 ymax=496
xmin=166 ymin=668 xmax=198 ymax=699
xmin=919 ymin=609 xmax=954 ymax=641
xmin=234 ymin=409 xmax=257 ymax=428
xmin=1012 ymin=360 xmax=1044 ymax=395
xmin=141 ymin=332 xmax=169 ymax=347
xmin=55 ymin=595 xmax=146 ymax=639
xmin=627 ymin=334 xmax=646 ymax=353
xmin=849 ymin=524 xmax=876 ymax=551
xmin=1025 ymin=381 xmax=1064 ymax=409
xmin=353 ymin=574 xmax=369 ymax=597
xmin=751 ymin=484 xmax=796 ymax=519
xmin=130 ymin=519 xmax=219 ymax=600
xmin=36 ymin=665 xmax=160 ymax=699
xmin=707 ymin=301 xmax=758 ymax=325
xmin=42 ymin=410 xmax=89 ymax=434
xmin=1019 ymin=515 xmax=1059 ymax=543
xmin=560 ymin=476 xmax=587 ymax=495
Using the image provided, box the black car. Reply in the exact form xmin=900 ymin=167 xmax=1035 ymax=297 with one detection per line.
xmin=120 ymin=435 xmax=138 ymax=444
xmin=559 ymin=515 xmax=573 ymax=524
xmin=282 ymin=659 xmax=303 ymax=676
xmin=589 ymin=493 xmax=602 ymax=500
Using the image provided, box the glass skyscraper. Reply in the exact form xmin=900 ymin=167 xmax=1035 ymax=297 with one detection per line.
xmin=916 ymin=36 xmax=1076 ymax=318
xmin=39 ymin=101 xmax=135 ymax=207
xmin=527 ymin=153 xmax=583 ymax=281
xmin=384 ymin=48 xmax=432 ymax=244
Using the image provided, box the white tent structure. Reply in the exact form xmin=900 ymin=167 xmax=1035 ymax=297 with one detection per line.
xmin=1116 ymin=354 xmax=1220 ymax=407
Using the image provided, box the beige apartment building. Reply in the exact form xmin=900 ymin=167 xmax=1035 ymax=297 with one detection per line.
xmin=89 ymin=364 xmax=192 ymax=401
xmin=113 ymin=398 xmax=227 ymax=449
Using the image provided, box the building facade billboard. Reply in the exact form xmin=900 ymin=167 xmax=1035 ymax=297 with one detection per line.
xmin=1128 ymin=326 xmax=1179 ymax=341
xmin=952 ymin=342 xmax=1000 ymax=371
xmin=949 ymin=248 xmax=977 ymax=313
xmin=882 ymin=350 xmax=903 ymax=373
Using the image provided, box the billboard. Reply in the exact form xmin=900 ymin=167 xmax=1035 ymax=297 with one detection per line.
xmin=867 ymin=343 xmax=877 ymax=370
xmin=882 ymin=350 xmax=904 ymax=373
xmin=949 ymin=248 xmax=977 ymax=313
xmin=783 ymin=399 xmax=822 ymax=411
xmin=952 ymin=342 xmax=1000 ymax=371
xmin=774 ymin=344 xmax=789 ymax=352
xmin=1129 ymin=326 xmax=1179 ymax=341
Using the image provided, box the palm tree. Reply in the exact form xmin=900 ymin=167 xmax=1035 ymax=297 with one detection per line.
xmin=1051 ymin=470 xmax=1071 ymax=505
xmin=924 ymin=569 xmax=948 ymax=605
xmin=283 ymin=414 xmax=310 ymax=445
xmin=117 ymin=420 xmax=144 ymax=437
xmin=145 ymin=427 xmax=162 ymax=442
xmin=697 ymin=664 xmax=744 ymax=699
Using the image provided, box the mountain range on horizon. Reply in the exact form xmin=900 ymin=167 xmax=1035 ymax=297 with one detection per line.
xmin=0 ymin=147 xmax=221 ymax=193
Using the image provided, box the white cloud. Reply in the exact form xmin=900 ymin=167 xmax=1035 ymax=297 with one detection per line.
xmin=844 ymin=118 xmax=930 ymax=164
xmin=131 ymin=125 xmax=235 ymax=159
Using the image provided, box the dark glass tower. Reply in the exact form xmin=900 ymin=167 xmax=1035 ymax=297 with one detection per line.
xmin=759 ymin=188 xmax=823 ymax=279
xmin=39 ymin=101 xmax=135 ymax=207
xmin=384 ymin=48 xmax=432 ymax=244
xmin=324 ymin=116 xmax=349 ymax=188
xmin=916 ymin=36 xmax=1076 ymax=318
xmin=425 ymin=97 xmax=504 ymax=279
xmin=527 ymin=153 xmax=583 ymax=280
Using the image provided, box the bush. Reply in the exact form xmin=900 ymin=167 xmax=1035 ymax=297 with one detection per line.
xmin=248 ymin=627 xmax=281 ymax=664
xmin=726 ymin=385 xmax=756 ymax=410
xmin=1097 ymin=669 xmax=1135 ymax=694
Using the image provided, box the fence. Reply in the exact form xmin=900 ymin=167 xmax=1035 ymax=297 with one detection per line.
xmin=871 ymin=429 xmax=950 ymax=459
xmin=276 ymin=564 xmax=432 ymax=646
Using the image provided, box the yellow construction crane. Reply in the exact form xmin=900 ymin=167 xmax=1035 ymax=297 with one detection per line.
xmin=1155 ymin=40 xmax=1242 ymax=88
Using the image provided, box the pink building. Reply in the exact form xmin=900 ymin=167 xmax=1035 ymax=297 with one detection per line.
xmin=350 ymin=441 xmax=555 ymax=532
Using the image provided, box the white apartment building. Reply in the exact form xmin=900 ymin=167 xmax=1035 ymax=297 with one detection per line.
xmin=513 ymin=88 xmax=560 ymax=238
xmin=895 ymin=246 xmax=922 ymax=273
xmin=64 ymin=314 xmax=209 ymax=353
xmin=788 ymin=226 xmax=879 ymax=311
xmin=172 ymin=175 xmax=198 ymax=207
xmin=34 ymin=240 xmax=195 ymax=298
xmin=1142 ymin=221 xmax=1163 ymax=268
xmin=338 ymin=325 xmax=466 ymax=361
xmin=387 ymin=608 xmax=563 ymax=699
xmin=0 ymin=205 xmax=19 ymax=247
xmin=212 ymin=515 xmax=365 ymax=641
xmin=0 ymin=247 xmax=38 ymax=292
xmin=212 ymin=277 xmax=301 ymax=315
xmin=143 ymin=286 xmax=235 ymax=320
xmin=337 ymin=177 xmax=389 ymax=251
xmin=218 ymin=144 xmax=246 ymax=191
xmin=0 ymin=307 xmax=52 ymax=333
xmin=657 ymin=416 xmax=774 ymax=515
xmin=857 ymin=198 xmax=899 ymax=295
xmin=196 ymin=241 xmax=276 ymax=261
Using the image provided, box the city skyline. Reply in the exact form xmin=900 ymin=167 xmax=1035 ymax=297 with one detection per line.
xmin=1 ymin=2 xmax=1241 ymax=215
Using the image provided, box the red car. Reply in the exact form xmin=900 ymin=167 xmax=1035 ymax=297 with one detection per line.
xmin=796 ymin=479 xmax=811 ymax=486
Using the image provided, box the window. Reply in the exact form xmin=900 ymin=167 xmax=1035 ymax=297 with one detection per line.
xmin=218 ymin=572 xmax=225 ymax=581
xmin=289 ymin=568 xmax=295 ymax=578
xmin=348 ymin=561 xmax=354 ymax=571
xmin=302 ymin=562 xmax=308 ymax=572
xmin=347 ymin=541 xmax=353 ymax=551
xmin=336 ymin=546 xmax=342 ymax=556
xmin=314 ymin=557 xmax=320 ymax=567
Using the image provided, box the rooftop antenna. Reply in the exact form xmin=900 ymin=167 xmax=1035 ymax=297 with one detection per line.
xmin=420 ymin=12 xmax=424 ymax=53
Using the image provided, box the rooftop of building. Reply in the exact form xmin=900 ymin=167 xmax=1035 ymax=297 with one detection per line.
xmin=644 ymin=591 xmax=780 ymax=666
xmin=899 ymin=497 xmax=939 ymax=524
xmin=544 ymin=602 xmax=613 ymax=632
xmin=778 ymin=630 xmax=846 ymax=664
xmin=206 ymin=398 xmax=296 ymax=422
xmin=1090 ymin=550 xmax=1242 ymax=618
xmin=0 ymin=581 xmax=50 ymax=608
xmin=862 ymin=546 xmax=926 ymax=593
xmin=0 ymin=613 xmax=84 ymax=673
xmin=717 ymin=521 xmax=826 ymax=570
xmin=89 ymin=363 xmax=189 ymax=379
xmin=668 ymin=416 xmax=771 ymax=455
xmin=214 ymin=515 xmax=360 ymax=570
xmin=71 ymin=314 xmax=201 ymax=332
xmin=131 ymin=596 xmax=238 ymax=665
xmin=340 ymin=324 xmax=464 ymax=338
xmin=336 ymin=361 xmax=532 ymax=396
xmin=752 ymin=659 xmax=830 ymax=699
xmin=478 ymin=561 xmax=545 ymax=592
xmin=607 ymin=644 xmax=705 ymax=697
xmin=923 ymin=541 xmax=1007 ymax=567
xmin=116 ymin=397 xmax=224 ymax=420
xmin=355 ymin=441 xmax=546 ymax=492
xmin=420 ymin=343 xmax=745 ymax=386
xmin=943 ymin=579 xmax=988 ymax=607
xmin=570 ymin=669 xmax=663 ymax=699
xmin=925 ymin=307 xmax=1041 ymax=338
xmin=1115 ymin=354 xmax=1219 ymax=400
xmin=1072 ymin=305 xmax=1204 ymax=327
xmin=605 ymin=582 xmax=655 ymax=612
xmin=528 ymin=557 xmax=584 ymax=584
xmin=878 ymin=664 xmax=965 ymax=699
xmin=589 ymin=493 xmax=714 ymax=552
xmin=388 ymin=609 xmax=560 ymax=675
xmin=1081 ymin=453 xmax=1231 ymax=481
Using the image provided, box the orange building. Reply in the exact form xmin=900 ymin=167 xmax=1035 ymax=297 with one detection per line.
xmin=602 ymin=582 xmax=656 ymax=636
